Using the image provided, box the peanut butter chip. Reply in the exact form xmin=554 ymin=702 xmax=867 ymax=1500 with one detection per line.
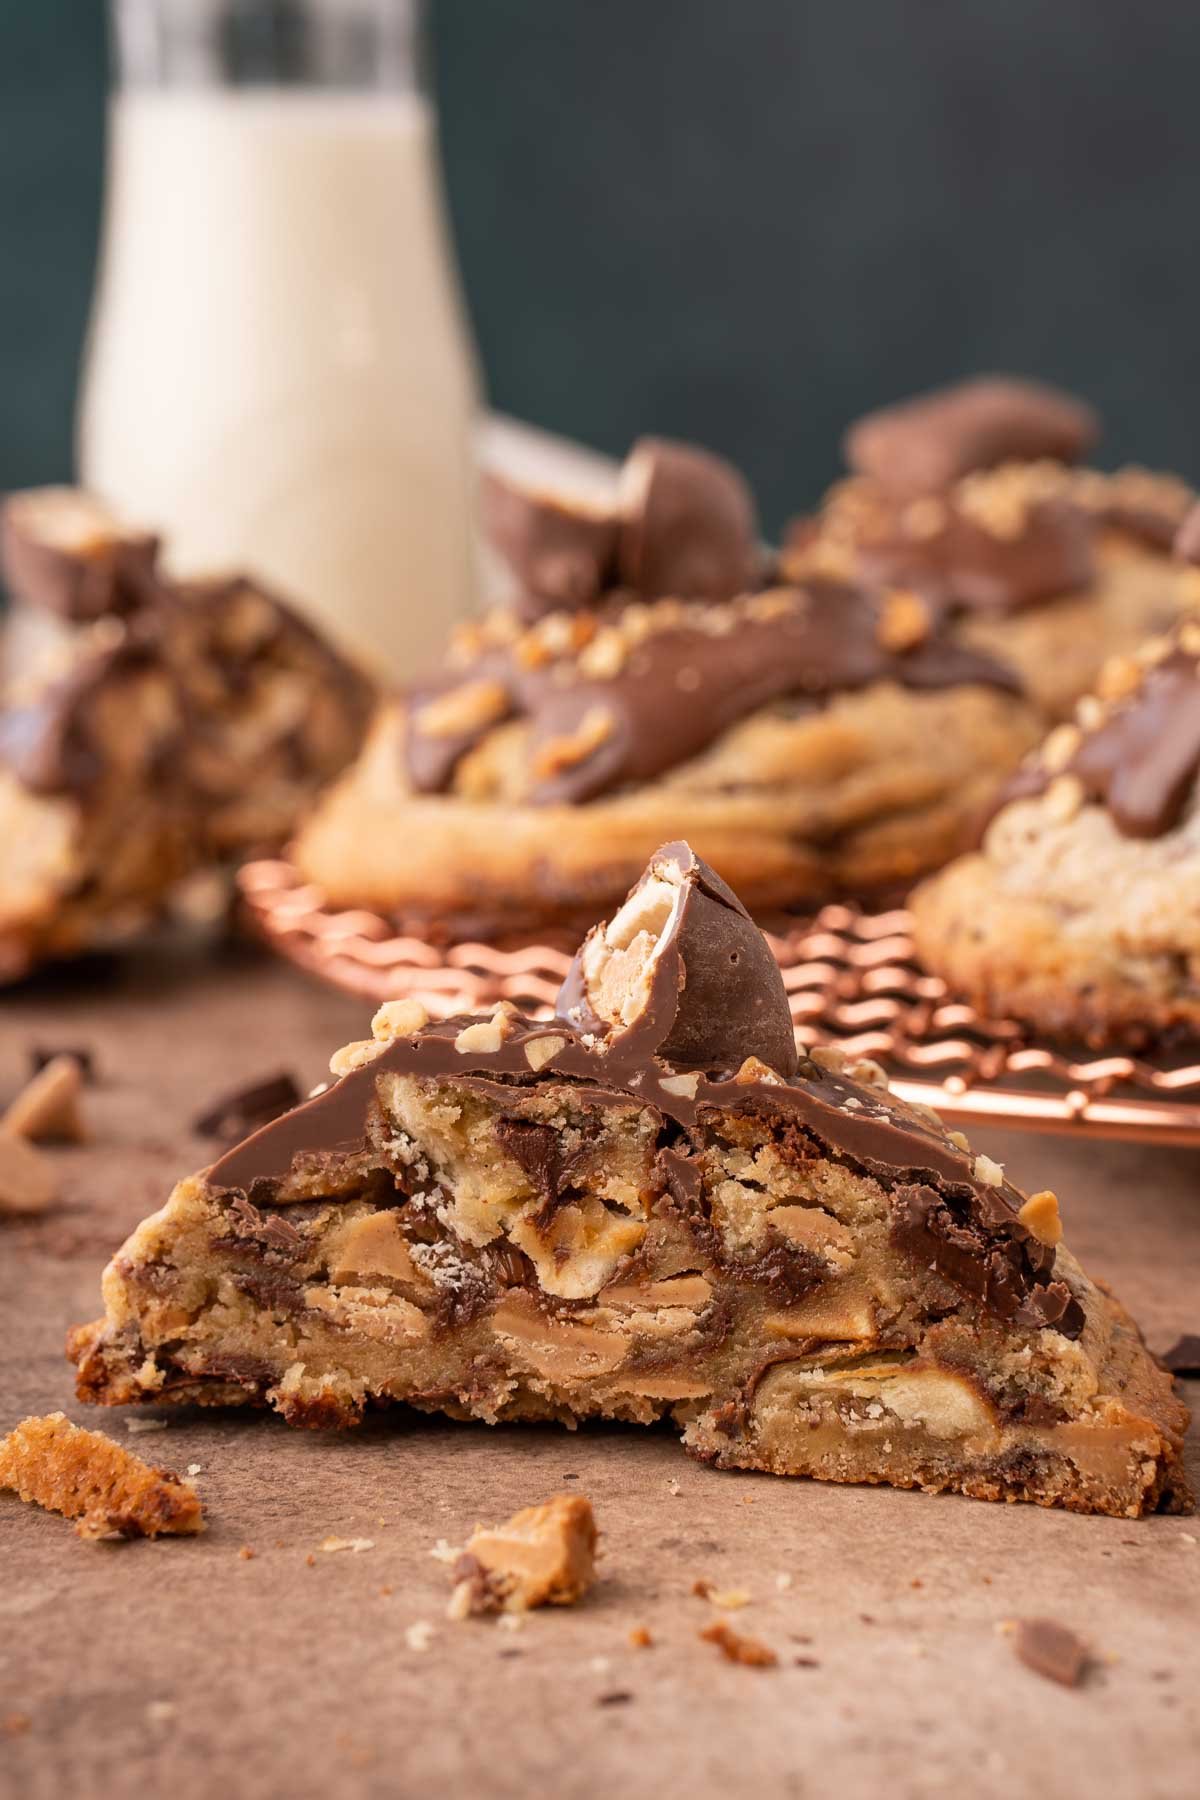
xmin=1017 ymin=1190 xmax=1063 ymax=1247
xmin=1 ymin=1054 xmax=86 ymax=1144
xmin=0 ymin=1133 xmax=58 ymax=1216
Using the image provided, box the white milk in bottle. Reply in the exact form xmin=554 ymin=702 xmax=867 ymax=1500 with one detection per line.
xmin=79 ymin=1 xmax=480 ymax=679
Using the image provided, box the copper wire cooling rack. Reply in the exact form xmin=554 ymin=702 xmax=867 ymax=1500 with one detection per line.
xmin=239 ymin=859 xmax=1200 ymax=1146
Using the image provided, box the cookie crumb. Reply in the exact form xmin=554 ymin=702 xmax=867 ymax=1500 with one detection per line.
xmin=3 ymin=1714 xmax=31 ymax=1737
xmin=405 ymin=1621 xmax=435 ymax=1653
xmin=0 ymin=1412 xmax=204 ymax=1540
xmin=238 ymin=1545 xmax=255 ymax=1561
xmin=628 ymin=1625 xmax=653 ymax=1649
xmin=699 ymin=1620 xmax=777 ymax=1668
xmin=321 ymin=1535 xmax=374 ymax=1554
xmin=441 ymin=1494 xmax=597 ymax=1615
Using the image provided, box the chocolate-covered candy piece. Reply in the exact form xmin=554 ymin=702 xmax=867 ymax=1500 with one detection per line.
xmin=1 ymin=487 xmax=159 ymax=621
xmin=558 ymin=841 xmax=798 ymax=1075
xmin=1173 ymin=500 xmax=1200 ymax=565
xmin=844 ymin=377 xmax=1100 ymax=495
xmin=482 ymin=473 xmax=619 ymax=620
xmin=617 ymin=439 xmax=760 ymax=601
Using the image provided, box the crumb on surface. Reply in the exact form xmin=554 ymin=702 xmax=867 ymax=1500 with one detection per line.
xmin=628 ymin=1625 xmax=653 ymax=1649
xmin=699 ymin=1620 xmax=778 ymax=1668
xmin=405 ymin=1621 xmax=435 ymax=1653
xmin=1013 ymin=1617 xmax=1091 ymax=1688
xmin=445 ymin=1494 xmax=598 ymax=1616
xmin=321 ymin=1535 xmax=375 ymax=1555
xmin=0 ymin=1412 xmax=204 ymax=1540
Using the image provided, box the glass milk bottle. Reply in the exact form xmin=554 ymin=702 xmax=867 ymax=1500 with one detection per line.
xmin=78 ymin=0 xmax=481 ymax=678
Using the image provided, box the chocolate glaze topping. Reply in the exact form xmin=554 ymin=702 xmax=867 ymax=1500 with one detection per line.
xmin=209 ymin=844 xmax=1082 ymax=1338
xmin=843 ymin=376 xmax=1100 ymax=495
xmin=406 ymin=581 xmax=1021 ymax=806
xmin=850 ymin=491 xmax=1096 ymax=616
xmin=995 ymin=647 xmax=1200 ymax=840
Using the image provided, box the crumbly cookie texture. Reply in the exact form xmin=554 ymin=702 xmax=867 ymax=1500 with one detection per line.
xmin=447 ymin=1494 xmax=598 ymax=1616
xmin=69 ymin=844 xmax=1188 ymax=1518
xmin=0 ymin=488 xmax=373 ymax=979
xmin=912 ymin=616 xmax=1200 ymax=1044
xmin=0 ymin=1412 xmax=204 ymax=1541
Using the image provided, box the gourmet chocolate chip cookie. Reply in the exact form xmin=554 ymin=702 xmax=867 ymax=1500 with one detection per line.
xmin=70 ymin=843 xmax=1188 ymax=1516
xmin=784 ymin=376 xmax=1193 ymax=722
xmin=912 ymin=512 xmax=1200 ymax=1043
xmin=0 ymin=488 xmax=374 ymax=979
xmin=293 ymin=436 xmax=1041 ymax=935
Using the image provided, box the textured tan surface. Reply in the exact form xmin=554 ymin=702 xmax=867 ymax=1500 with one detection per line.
xmin=1 ymin=942 xmax=1197 ymax=1800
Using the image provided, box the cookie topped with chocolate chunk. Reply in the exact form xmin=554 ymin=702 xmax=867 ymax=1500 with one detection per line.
xmin=294 ymin=432 xmax=1041 ymax=938
xmin=786 ymin=376 xmax=1193 ymax=723
xmin=912 ymin=575 xmax=1200 ymax=1044
xmin=0 ymin=487 xmax=374 ymax=980
xmin=69 ymin=841 xmax=1188 ymax=1516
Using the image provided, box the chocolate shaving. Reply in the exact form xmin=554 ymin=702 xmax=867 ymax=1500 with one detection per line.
xmin=1012 ymin=1617 xmax=1090 ymax=1688
xmin=193 ymin=1072 xmax=303 ymax=1144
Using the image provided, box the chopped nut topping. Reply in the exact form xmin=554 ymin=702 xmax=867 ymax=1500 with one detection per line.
xmin=1096 ymin=656 xmax=1142 ymax=703
xmin=746 ymin=589 xmax=798 ymax=624
xmin=455 ymin=1004 xmax=519 ymax=1057
xmin=415 ymin=679 xmax=510 ymax=741
xmin=735 ymin=1055 xmax=785 ymax=1086
xmin=1017 ymin=1190 xmax=1063 ymax=1247
xmin=529 ymin=706 xmax=615 ymax=781
xmin=1 ymin=1054 xmax=86 ymax=1144
xmin=973 ymin=1154 xmax=1005 ymax=1188
xmin=1043 ymin=773 xmax=1085 ymax=824
xmin=1040 ymin=723 xmax=1081 ymax=774
xmin=524 ymin=1034 xmax=566 ymax=1072
xmin=876 ymin=589 xmax=932 ymax=653
xmin=329 ymin=1038 xmax=382 ymax=1078
xmin=577 ymin=627 xmax=628 ymax=680
xmin=948 ymin=1130 xmax=970 ymax=1152
xmin=660 ymin=1072 xmax=701 ymax=1099
xmin=371 ymin=999 xmax=430 ymax=1043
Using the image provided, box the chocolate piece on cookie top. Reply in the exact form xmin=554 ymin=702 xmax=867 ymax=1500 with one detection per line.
xmin=1 ymin=487 xmax=160 ymax=622
xmin=484 ymin=435 xmax=761 ymax=623
xmin=843 ymin=375 xmax=1100 ymax=496
xmin=993 ymin=625 xmax=1200 ymax=840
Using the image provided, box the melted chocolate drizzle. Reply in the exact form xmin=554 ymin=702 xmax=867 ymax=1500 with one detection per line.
xmin=406 ymin=581 xmax=1020 ymax=806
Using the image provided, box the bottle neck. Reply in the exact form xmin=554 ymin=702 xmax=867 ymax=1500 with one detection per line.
xmin=112 ymin=0 xmax=420 ymax=93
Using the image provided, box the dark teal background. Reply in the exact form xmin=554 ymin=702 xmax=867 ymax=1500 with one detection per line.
xmin=3 ymin=1 xmax=1200 ymax=533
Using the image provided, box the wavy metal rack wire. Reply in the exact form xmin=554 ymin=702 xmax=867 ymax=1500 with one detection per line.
xmin=239 ymin=859 xmax=1200 ymax=1146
